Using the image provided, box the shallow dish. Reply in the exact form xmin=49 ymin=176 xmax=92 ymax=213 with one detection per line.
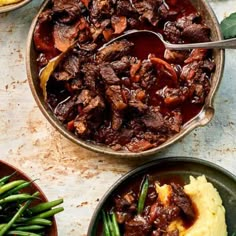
xmin=0 ymin=0 xmax=31 ymax=13
xmin=87 ymin=156 xmax=236 ymax=235
xmin=26 ymin=0 xmax=224 ymax=157
xmin=0 ymin=159 xmax=58 ymax=236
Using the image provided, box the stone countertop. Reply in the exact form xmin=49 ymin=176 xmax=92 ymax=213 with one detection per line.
xmin=0 ymin=0 xmax=236 ymax=235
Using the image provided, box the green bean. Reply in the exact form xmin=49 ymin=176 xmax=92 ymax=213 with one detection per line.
xmin=0 ymin=180 xmax=26 ymax=195
xmin=0 ymin=193 xmax=36 ymax=205
xmin=102 ymin=211 xmax=111 ymax=236
xmin=107 ymin=213 xmax=115 ymax=236
xmin=33 ymin=207 xmax=64 ymax=219
xmin=1 ymin=181 xmax=32 ymax=198
xmin=29 ymin=198 xmax=63 ymax=214
xmin=0 ymin=192 xmax=39 ymax=236
xmin=111 ymin=212 xmax=120 ymax=236
xmin=0 ymin=225 xmax=6 ymax=231
xmin=0 ymin=172 xmax=17 ymax=186
xmin=7 ymin=230 xmax=41 ymax=236
xmin=15 ymin=225 xmax=45 ymax=231
xmin=137 ymin=176 xmax=149 ymax=214
xmin=21 ymin=218 xmax=52 ymax=226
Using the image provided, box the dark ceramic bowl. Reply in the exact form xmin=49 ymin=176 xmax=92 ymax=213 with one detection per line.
xmin=0 ymin=0 xmax=31 ymax=13
xmin=0 ymin=159 xmax=58 ymax=236
xmin=26 ymin=0 xmax=224 ymax=157
xmin=87 ymin=157 xmax=236 ymax=235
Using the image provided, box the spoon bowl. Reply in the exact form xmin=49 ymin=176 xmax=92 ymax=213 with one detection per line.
xmin=101 ymin=29 xmax=236 ymax=50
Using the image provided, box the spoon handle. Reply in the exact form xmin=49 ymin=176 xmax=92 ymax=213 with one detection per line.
xmin=166 ymin=38 xmax=236 ymax=50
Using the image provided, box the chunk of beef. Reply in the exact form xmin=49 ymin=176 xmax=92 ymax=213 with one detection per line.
xmin=164 ymin=22 xmax=182 ymax=44
xmin=171 ymin=183 xmax=196 ymax=220
xmin=77 ymin=89 xmax=94 ymax=106
xmin=90 ymin=19 xmax=110 ymax=41
xmin=100 ymin=65 xmax=121 ymax=84
xmin=81 ymin=63 xmax=100 ymax=91
xmin=182 ymin=23 xmax=210 ymax=43
xmin=111 ymin=110 xmax=123 ymax=130
xmin=74 ymin=94 xmax=105 ymax=135
xmin=96 ymin=40 xmax=134 ymax=63
xmin=132 ymin=0 xmax=165 ymax=26
xmin=52 ymin=0 xmax=83 ymax=23
xmin=83 ymin=95 xmax=105 ymax=113
xmin=115 ymin=191 xmax=136 ymax=211
xmin=165 ymin=111 xmax=182 ymax=133
xmin=148 ymin=202 xmax=180 ymax=226
xmin=124 ymin=216 xmax=152 ymax=236
xmin=90 ymin=0 xmax=113 ymax=22
xmin=111 ymin=57 xmax=131 ymax=74
xmin=128 ymin=98 xmax=148 ymax=113
xmin=74 ymin=114 xmax=89 ymax=136
xmin=53 ymin=53 xmax=80 ymax=81
xmin=106 ymin=85 xmax=127 ymax=110
xmin=116 ymin=0 xmax=138 ymax=16
xmin=176 ymin=13 xmax=200 ymax=30
xmin=180 ymin=61 xmax=200 ymax=81
xmin=54 ymin=96 xmax=77 ymax=122
xmin=141 ymin=109 xmax=164 ymax=131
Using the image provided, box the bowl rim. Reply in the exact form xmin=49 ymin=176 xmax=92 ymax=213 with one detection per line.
xmin=26 ymin=0 xmax=225 ymax=157
xmin=0 ymin=159 xmax=58 ymax=236
xmin=0 ymin=0 xmax=32 ymax=13
xmin=87 ymin=156 xmax=236 ymax=235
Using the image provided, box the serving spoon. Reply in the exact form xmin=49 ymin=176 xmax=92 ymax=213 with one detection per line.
xmin=100 ymin=29 xmax=236 ymax=50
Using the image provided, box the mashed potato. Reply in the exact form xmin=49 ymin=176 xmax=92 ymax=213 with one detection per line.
xmin=168 ymin=175 xmax=227 ymax=236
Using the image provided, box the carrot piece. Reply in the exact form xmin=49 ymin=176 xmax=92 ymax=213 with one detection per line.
xmin=81 ymin=0 xmax=90 ymax=8
xmin=103 ymin=29 xmax=114 ymax=42
xmin=112 ymin=16 xmax=127 ymax=34
xmin=130 ymin=60 xmax=142 ymax=78
xmin=150 ymin=57 xmax=178 ymax=84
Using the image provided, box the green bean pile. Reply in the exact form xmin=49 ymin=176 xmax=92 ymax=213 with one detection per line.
xmin=0 ymin=172 xmax=64 ymax=236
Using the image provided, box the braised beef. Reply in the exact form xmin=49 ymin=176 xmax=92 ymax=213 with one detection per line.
xmin=182 ymin=23 xmax=210 ymax=43
xmin=52 ymin=0 xmax=83 ymax=23
xmin=141 ymin=109 xmax=164 ymax=131
xmin=171 ymin=183 xmax=195 ymax=220
xmin=124 ymin=216 xmax=152 ymax=236
xmin=34 ymin=0 xmax=215 ymax=152
xmin=100 ymin=64 xmax=121 ymax=84
xmin=106 ymin=175 xmax=197 ymax=236
xmin=132 ymin=0 xmax=165 ymax=26
xmin=106 ymin=85 xmax=127 ymax=111
xmin=54 ymin=95 xmax=77 ymax=122
xmin=96 ymin=40 xmax=134 ymax=63
xmin=116 ymin=0 xmax=137 ymax=16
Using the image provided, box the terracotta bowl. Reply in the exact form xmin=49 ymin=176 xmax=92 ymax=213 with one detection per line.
xmin=0 ymin=159 xmax=58 ymax=236
xmin=87 ymin=157 xmax=236 ymax=235
xmin=26 ymin=0 xmax=224 ymax=157
xmin=0 ymin=0 xmax=32 ymax=13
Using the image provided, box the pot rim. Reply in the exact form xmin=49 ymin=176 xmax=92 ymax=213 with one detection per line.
xmin=26 ymin=0 xmax=225 ymax=157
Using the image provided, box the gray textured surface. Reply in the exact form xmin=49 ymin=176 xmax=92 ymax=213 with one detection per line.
xmin=0 ymin=0 xmax=236 ymax=235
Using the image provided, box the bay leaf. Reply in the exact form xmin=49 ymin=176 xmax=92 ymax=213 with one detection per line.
xmin=39 ymin=53 xmax=65 ymax=100
xmin=220 ymin=12 xmax=236 ymax=39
